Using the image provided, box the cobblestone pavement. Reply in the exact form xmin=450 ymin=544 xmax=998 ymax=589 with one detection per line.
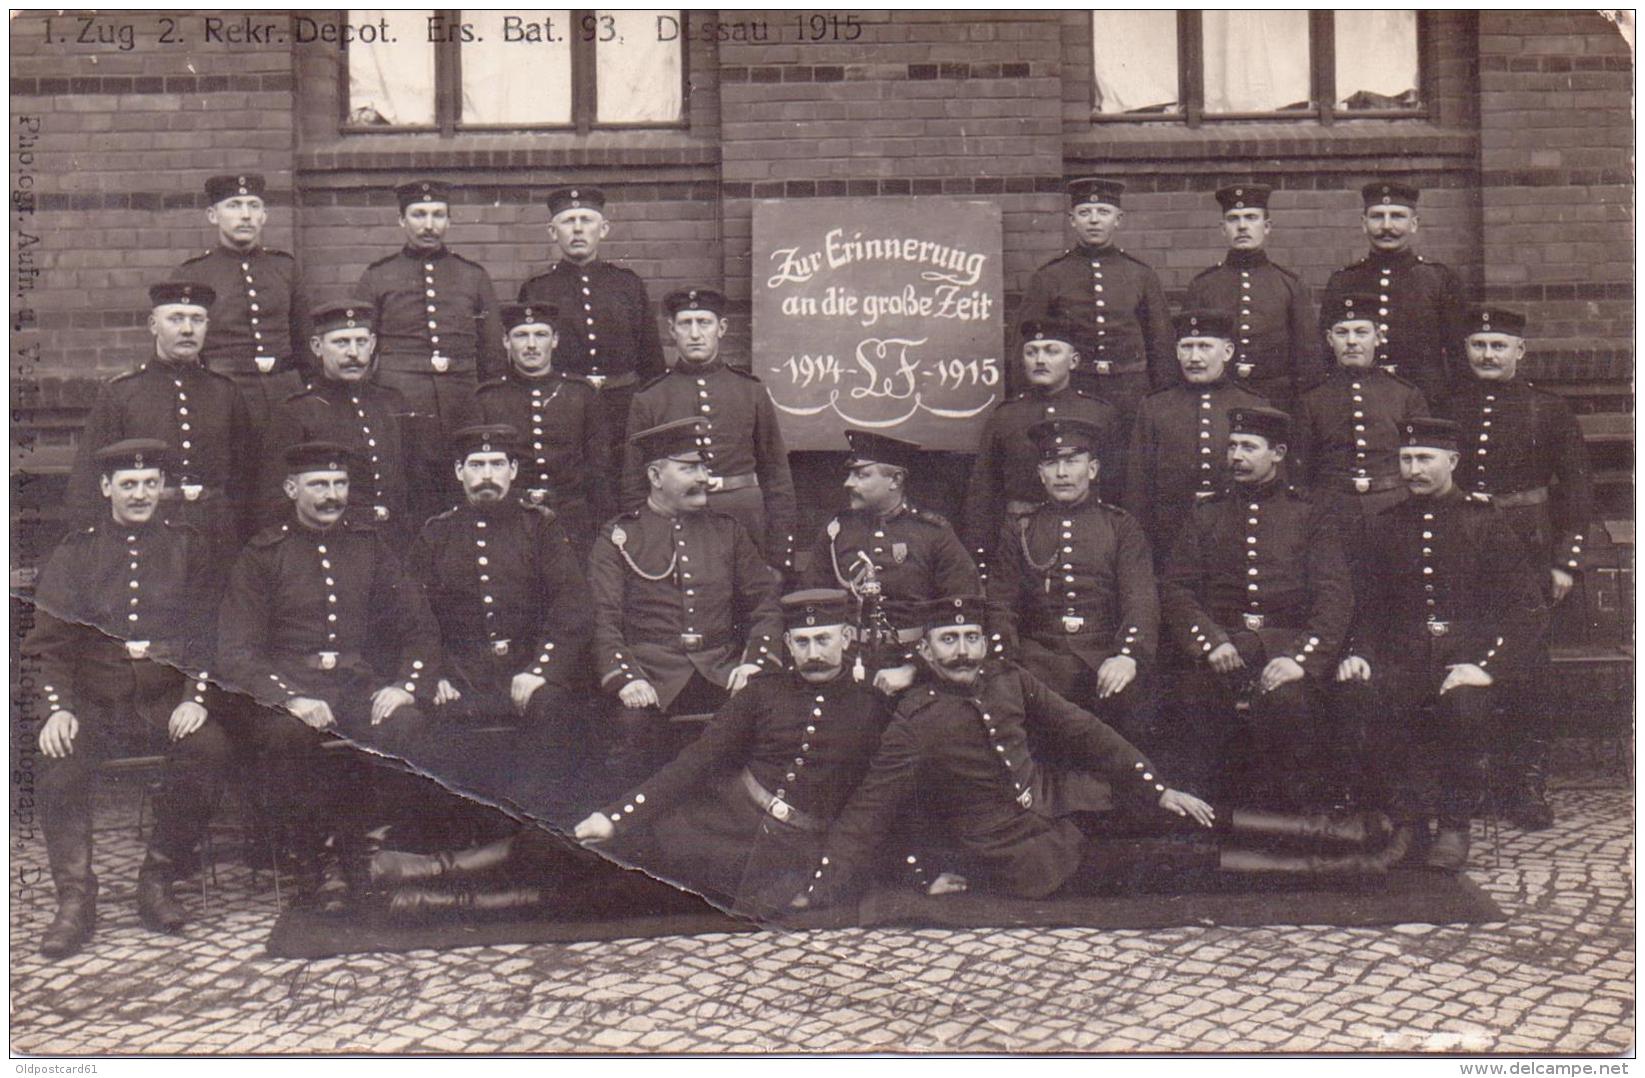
xmin=9 ymin=772 xmax=1634 ymax=1055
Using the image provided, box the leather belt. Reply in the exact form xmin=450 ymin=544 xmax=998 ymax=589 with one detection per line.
xmin=573 ymin=371 xmax=638 ymax=391
xmin=291 ymin=651 xmax=363 ymax=671
xmin=1341 ymin=473 xmax=1404 ymax=495
xmin=1004 ymin=499 xmax=1039 ymax=519
xmin=706 ymin=473 xmax=759 ymax=494
xmin=212 ymin=354 xmax=291 ymax=376
xmin=1425 ymin=619 xmax=1450 ymax=637
xmin=1491 ymin=486 xmax=1549 ymax=509
xmin=158 ymin=485 xmax=225 ymax=503
xmin=740 ymin=768 xmax=826 ymax=832
xmin=1090 ymin=360 xmax=1148 ymax=376
xmin=641 ymin=632 xmax=731 ymax=651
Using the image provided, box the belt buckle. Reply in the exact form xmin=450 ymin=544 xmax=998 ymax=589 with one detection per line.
xmin=1353 ymin=476 xmax=1372 ymax=494
xmin=181 ymin=483 xmax=203 ymax=502
xmin=769 ymin=798 xmax=792 ymax=823
xmin=125 ymin=640 xmax=151 ymax=660
xmin=1236 ymin=363 xmax=1254 ymax=378
xmin=586 ymin=374 xmax=607 ymax=390
xmin=318 ymin=650 xmax=338 ymax=670
xmin=705 ymin=476 xmax=724 ymax=493
xmin=1380 ymin=363 xmax=1398 ymax=375
xmin=255 ymin=355 xmax=277 ymax=374
xmin=492 ymin=639 xmax=511 ymax=657
xmin=1194 ymin=489 xmax=1216 ymax=502
xmin=431 ymin=352 xmax=450 ymax=373
xmin=373 ymin=505 xmax=390 ymax=522
xmin=1427 ymin=620 xmax=1449 ymax=638
xmin=1017 ymin=788 xmax=1033 ymax=809
xmin=1094 ymin=360 xmax=1112 ymax=376
xmin=525 ymin=488 xmax=548 ymax=505
xmin=680 ymin=632 xmax=704 ymax=650
xmin=1243 ymin=613 xmax=1265 ymax=631
xmin=1061 ymin=615 xmax=1085 ymax=634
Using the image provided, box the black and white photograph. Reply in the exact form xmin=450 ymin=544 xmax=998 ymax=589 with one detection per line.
xmin=7 ymin=6 xmax=1635 ymax=1059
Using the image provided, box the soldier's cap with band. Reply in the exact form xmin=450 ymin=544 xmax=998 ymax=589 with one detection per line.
xmin=663 ymin=288 xmax=729 ymax=319
xmin=1467 ymin=306 xmax=1527 ymax=339
xmin=1019 ymin=316 xmax=1088 ymax=352
xmin=1229 ymin=406 xmax=1293 ymax=446
xmin=922 ymin=594 xmax=989 ymax=631
xmin=284 ymin=441 xmax=358 ymax=476
xmin=500 ymin=302 xmax=560 ymax=332
xmin=205 ymin=173 xmax=265 ymax=204
xmin=1399 ymin=417 xmax=1461 ymax=453
xmin=1068 ymin=176 xmax=1125 ymax=208
xmin=395 ymin=178 xmax=452 ymax=211
xmin=781 ymin=588 xmax=853 ymax=630
xmin=546 ymin=185 xmax=605 ymax=218
xmin=452 ymin=424 xmax=521 ymax=462
xmin=844 ymin=429 xmax=921 ymax=473
xmin=95 ymin=438 xmax=171 ymax=475
xmin=149 ymin=281 xmax=215 ymax=310
xmin=1027 ymin=417 xmax=1103 ymax=461
xmin=629 ymin=416 xmax=708 ymax=465
xmin=1362 ymin=179 xmax=1420 ymax=209
xmin=1323 ymin=292 xmax=1381 ymax=327
xmin=1172 ymin=308 xmax=1235 ymax=341
xmin=309 ymin=298 xmax=377 ymax=336
xmin=1215 ymin=183 xmax=1272 ymax=212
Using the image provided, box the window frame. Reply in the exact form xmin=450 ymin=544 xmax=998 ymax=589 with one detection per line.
xmin=1091 ymin=9 xmax=1433 ymax=127
xmin=338 ymin=8 xmax=690 ymax=136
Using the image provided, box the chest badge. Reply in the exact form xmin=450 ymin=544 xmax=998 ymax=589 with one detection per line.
xmin=892 ymin=542 xmax=908 ymax=564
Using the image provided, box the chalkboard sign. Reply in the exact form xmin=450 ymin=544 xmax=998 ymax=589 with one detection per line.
xmin=752 ymin=197 xmax=1005 ymax=451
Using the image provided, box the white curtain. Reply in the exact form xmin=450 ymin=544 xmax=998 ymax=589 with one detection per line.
xmin=347 ymin=9 xmax=436 ymax=126
xmin=596 ymin=9 xmax=684 ymax=123
xmin=461 ymin=10 xmax=573 ymax=125
xmin=1092 ymin=10 xmax=1180 ymax=114
xmin=1335 ymin=10 xmax=1420 ymax=107
xmin=1202 ymin=10 xmax=1311 ymax=113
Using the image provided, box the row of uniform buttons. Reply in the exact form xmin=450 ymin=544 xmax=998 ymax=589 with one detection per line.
xmin=772 ymin=691 xmax=827 ymax=802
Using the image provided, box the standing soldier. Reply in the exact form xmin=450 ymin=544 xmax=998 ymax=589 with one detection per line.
xmin=1013 ymin=178 xmax=1173 ymax=428
xmin=801 ymin=430 xmax=981 ymax=694
xmin=258 ymin=299 xmax=410 ymax=535
xmin=1322 ymin=180 xmax=1466 ymax=410
xmin=475 ymin=301 xmax=613 ymax=557
xmin=623 ymin=288 xmax=797 ymax=572
xmin=1337 ymin=418 xmax=1547 ymax=870
xmin=1454 ymin=307 xmax=1596 ymax=830
xmin=67 ymin=281 xmax=255 ymax=568
xmin=960 ymin=317 xmax=1122 ymax=572
xmin=1159 ymin=407 xmax=1353 ymax=809
xmin=1123 ymin=309 xmax=1268 ymax=550
xmin=357 ymin=179 xmax=503 ymax=521
xmin=518 ymin=186 xmax=666 ymax=457
xmin=1184 ymin=183 xmax=1320 ymax=412
xmin=26 ymin=440 xmax=231 ymax=958
xmin=177 ymin=173 xmax=307 ymax=432
xmin=1292 ymin=293 xmax=1430 ymax=542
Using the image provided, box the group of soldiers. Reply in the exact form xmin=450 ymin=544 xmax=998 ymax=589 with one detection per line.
xmin=23 ymin=171 xmax=1594 ymax=955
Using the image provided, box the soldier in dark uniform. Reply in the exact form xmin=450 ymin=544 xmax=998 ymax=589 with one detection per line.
xmin=1336 ymin=418 xmax=1547 ymax=870
xmin=67 ymin=281 xmax=256 ymax=570
xmin=800 ymin=430 xmax=981 ymax=693
xmin=991 ymin=418 xmax=1158 ymax=750
xmin=217 ymin=442 xmax=444 ymax=894
xmin=794 ymin=596 xmax=1405 ymax=910
xmin=1184 ymin=183 xmax=1321 ymax=412
xmin=518 ymin=186 xmax=666 ymax=458
xmin=960 ymin=316 xmax=1122 ymax=570
xmin=1013 ymin=178 xmax=1173 ymax=429
xmin=475 ymin=301 xmax=613 ymax=557
xmin=1292 ymin=293 xmax=1430 ymax=543
xmin=1454 ymin=307 xmax=1596 ymax=830
xmin=258 ymin=299 xmax=411 ymax=536
xmin=176 ymin=173 xmax=308 ymax=432
xmin=25 ymin=440 xmax=232 ymax=958
xmin=1159 ymin=407 xmax=1354 ymax=809
xmin=1322 ymin=180 xmax=1466 ymax=410
xmin=1123 ymin=309 xmax=1269 ymax=550
xmin=593 ymin=418 xmax=787 ymax=782
xmin=622 ymin=288 xmax=798 ymax=571
xmin=357 ymin=179 xmax=502 ymax=522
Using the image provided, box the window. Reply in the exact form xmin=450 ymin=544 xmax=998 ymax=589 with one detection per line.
xmin=1092 ymin=10 xmax=1425 ymax=124
xmin=346 ymin=9 xmax=685 ymax=133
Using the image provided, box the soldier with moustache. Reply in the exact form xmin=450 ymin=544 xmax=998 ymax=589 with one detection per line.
xmin=1322 ymin=180 xmax=1466 ymax=409
xmin=257 ymin=299 xmax=410 ymax=535
xmin=800 ymin=430 xmax=981 ymax=694
xmin=517 ymin=186 xmax=666 ymax=457
xmin=1013 ymin=178 xmax=1173 ymax=431
xmin=357 ymin=179 xmax=503 ymax=521
xmin=67 ymin=282 xmax=255 ymax=569
xmin=622 ymin=288 xmax=798 ymax=572
xmin=176 ymin=173 xmax=308 ymax=430
xmin=1159 ymin=407 xmax=1353 ymax=810
xmin=960 ymin=317 xmax=1122 ymax=572
xmin=26 ymin=440 xmax=232 ymax=958
xmin=1184 ymin=183 xmax=1321 ymax=412
xmin=1123 ymin=309 xmax=1269 ymax=551
xmin=1336 ymin=419 xmax=1547 ymax=870
xmin=1453 ymin=307 xmax=1596 ymax=830
xmin=475 ymin=301 xmax=613 ymax=557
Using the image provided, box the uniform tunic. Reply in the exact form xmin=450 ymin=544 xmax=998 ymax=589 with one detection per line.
xmin=1184 ymin=249 xmax=1321 ymax=409
xmin=622 ymin=359 xmax=798 ymax=568
xmin=590 ymin=504 xmax=785 ymax=711
xmin=1292 ymin=366 xmax=1430 ymax=534
xmin=257 ymin=379 xmax=411 ymax=532
xmin=801 ymin=502 xmax=980 ymax=640
xmin=1322 ymin=248 xmax=1466 ymax=409
xmin=176 ymin=244 xmax=308 ymax=425
xmin=1123 ymin=379 xmax=1269 ymax=547
xmin=357 ymin=245 xmax=505 ymax=383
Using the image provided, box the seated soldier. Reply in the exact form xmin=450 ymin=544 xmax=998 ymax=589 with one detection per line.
xmin=25 ymin=440 xmax=232 ymax=957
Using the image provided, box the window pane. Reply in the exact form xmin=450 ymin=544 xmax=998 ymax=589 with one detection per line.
xmin=1335 ymin=10 xmax=1421 ymax=111
xmin=1202 ymin=10 xmax=1311 ymax=113
xmin=596 ymin=10 xmax=684 ymax=123
xmin=347 ymin=10 xmax=436 ymax=126
xmin=1092 ymin=10 xmax=1179 ymax=115
xmin=461 ymin=10 xmax=573 ymax=125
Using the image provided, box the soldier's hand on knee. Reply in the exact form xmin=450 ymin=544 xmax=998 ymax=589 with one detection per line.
xmin=370 ymin=686 xmax=416 ymax=725
xmin=39 ymin=710 xmax=78 ymax=758
xmin=1440 ymin=663 xmax=1493 ymax=695
xmin=1096 ymin=655 xmax=1137 ymax=698
xmin=1550 ymin=568 xmax=1574 ymax=603
xmin=726 ymin=663 xmax=762 ymax=695
xmin=511 ymin=672 xmax=546 ymax=711
xmin=618 ymin=679 xmax=659 ymax=709
xmin=573 ymin=812 xmax=613 ymax=844
xmin=288 ymin=697 xmax=336 ymax=730
xmin=1207 ymin=642 xmax=1245 ymax=674
xmin=1159 ymin=788 xmax=1216 ymax=828
xmin=168 ymin=700 xmax=208 ymax=741
xmin=1259 ymin=656 xmax=1305 ymax=693
xmin=1336 ymin=655 xmax=1371 ymax=683
xmin=872 ymin=664 xmax=917 ymax=695
xmin=434 ymin=678 xmax=463 ymax=707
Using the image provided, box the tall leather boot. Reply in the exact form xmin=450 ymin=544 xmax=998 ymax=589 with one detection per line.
xmin=367 ymin=834 xmax=519 ymax=889
xmin=1426 ymin=753 xmax=1488 ymax=872
xmin=39 ymin=804 xmax=97 ymax=959
xmin=385 ymin=881 xmax=549 ymax=920
xmin=136 ymin=849 xmax=189 ymax=934
xmin=1223 ymin=808 xmax=1394 ymax=853
xmin=1504 ymin=736 xmax=1555 ymax=831
xmin=1218 ymin=824 xmax=1413 ymax=877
